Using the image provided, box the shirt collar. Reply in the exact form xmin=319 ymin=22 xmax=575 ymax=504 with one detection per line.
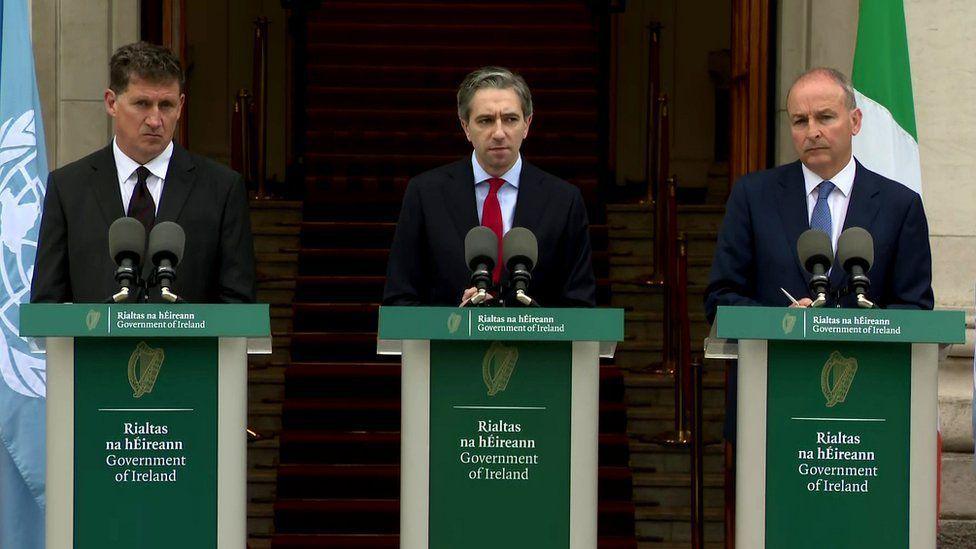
xmin=801 ymin=154 xmax=856 ymax=198
xmin=471 ymin=151 xmax=522 ymax=189
xmin=112 ymin=137 xmax=174 ymax=185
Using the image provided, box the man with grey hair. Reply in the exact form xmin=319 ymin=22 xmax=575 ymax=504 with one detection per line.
xmin=704 ymin=66 xmax=933 ymax=320
xmin=383 ymin=66 xmax=596 ymax=306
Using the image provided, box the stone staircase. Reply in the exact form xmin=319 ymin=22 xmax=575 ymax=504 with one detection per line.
xmin=245 ymin=199 xmax=302 ymax=549
xmin=606 ymin=202 xmax=728 ymax=547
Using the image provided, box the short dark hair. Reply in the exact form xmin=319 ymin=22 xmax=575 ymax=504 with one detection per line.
xmin=109 ymin=42 xmax=184 ymax=94
xmin=457 ymin=66 xmax=533 ymax=121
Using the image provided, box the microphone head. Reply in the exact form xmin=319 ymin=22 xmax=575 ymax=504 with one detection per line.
xmin=147 ymin=221 xmax=186 ymax=266
xmin=837 ymin=227 xmax=874 ymax=272
xmin=796 ymin=229 xmax=834 ymax=274
xmin=503 ymin=227 xmax=538 ymax=271
xmin=464 ymin=226 xmax=497 ymax=271
xmin=108 ymin=217 xmax=146 ymax=265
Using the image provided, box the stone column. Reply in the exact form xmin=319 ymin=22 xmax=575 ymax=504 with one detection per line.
xmin=31 ymin=0 xmax=139 ymax=169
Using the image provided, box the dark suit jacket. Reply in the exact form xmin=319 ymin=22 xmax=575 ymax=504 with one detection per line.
xmin=704 ymin=159 xmax=933 ymax=323
xmin=383 ymin=158 xmax=596 ymax=307
xmin=30 ymin=143 xmax=256 ymax=303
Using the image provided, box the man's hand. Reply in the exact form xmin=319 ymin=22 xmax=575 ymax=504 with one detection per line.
xmin=789 ymin=297 xmax=814 ymax=308
xmin=460 ymin=286 xmax=493 ymax=307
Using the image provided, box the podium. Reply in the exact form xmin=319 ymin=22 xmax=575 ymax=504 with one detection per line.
xmin=20 ymin=303 xmax=270 ymax=549
xmin=706 ymin=306 xmax=965 ymax=549
xmin=377 ymin=306 xmax=623 ymax=549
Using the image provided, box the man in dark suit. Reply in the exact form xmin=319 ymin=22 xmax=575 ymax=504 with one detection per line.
xmin=383 ymin=67 xmax=596 ymax=307
xmin=705 ymin=67 xmax=933 ymax=322
xmin=31 ymin=42 xmax=255 ymax=304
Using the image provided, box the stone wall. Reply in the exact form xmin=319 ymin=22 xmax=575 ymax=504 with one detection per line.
xmin=31 ymin=0 xmax=139 ymax=169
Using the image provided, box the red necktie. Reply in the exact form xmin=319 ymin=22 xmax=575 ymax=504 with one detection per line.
xmin=482 ymin=177 xmax=505 ymax=283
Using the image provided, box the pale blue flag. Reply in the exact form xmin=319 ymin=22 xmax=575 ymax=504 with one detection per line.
xmin=0 ymin=0 xmax=48 ymax=546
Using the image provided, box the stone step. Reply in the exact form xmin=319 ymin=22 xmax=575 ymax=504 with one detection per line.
xmin=635 ymin=505 xmax=724 ymax=543
xmin=606 ymin=203 xmax=726 ymax=233
xmin=248 ymin=502 xmax=274 ymax=539
xmin=941 ymin=452 xmax=975 ymax=520
xmin=610 ymin=257 xmax=713 ymax=288
xmin=610 ymin=285 xmax=708 ymax=316
xmin=249 ymin=437 xmax=281 ymax=469
xmin=248 ymin=469 xmax=278 ymax=502
xmin=939 ymin=357 xmax=974 ymax=452
xmin=630 ymin=442 xmax=726 ymax=474
xmin=609 ymin=231 xmax=717 ymax=265
xmin=637 ymin=543 xmax=723 ymax=549
xmin=624 ymin=371 xmax=725 ymax=408
xmin=633 ymin=471 xmax=724 ymax=508
xmin=627 ymin=406 xmax=725 ymax=440
xmin=939 ymin=519 xmax=976 ymax=548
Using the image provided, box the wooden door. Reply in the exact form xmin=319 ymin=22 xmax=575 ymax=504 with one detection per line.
xmin=730 ymin=0 xmax=771 ymax=184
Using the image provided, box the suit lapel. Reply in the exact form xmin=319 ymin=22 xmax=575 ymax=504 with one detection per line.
xmin=829 ymin=160 xmax=882 ymax=289
xmin=441 ymin=159 xmax=480 ymax=240
xmin=774 ymin=161 xmax=812 ymax=284
xmin=512 ymin=161 xmax=546 ymax=229
xmin=89 ymin=145 xmax=125 ymax=225
xmin=155 ymin=144 xmax=196 ymax=223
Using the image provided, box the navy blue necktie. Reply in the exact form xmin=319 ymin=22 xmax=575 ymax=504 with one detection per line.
xmin=810 ymin=180 xmax=835 ymax=238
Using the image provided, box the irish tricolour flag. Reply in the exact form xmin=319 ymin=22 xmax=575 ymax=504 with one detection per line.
xmin=851 ymin=0 xmax=921 ymax=194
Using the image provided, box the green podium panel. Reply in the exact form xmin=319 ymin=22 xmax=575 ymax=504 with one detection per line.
xmin=378 ymin=307 xmax=623 ymax=549
xmin=429 ymin=341 xmax=572 ymax=548
xmin=73 ymin=338 xmax=218 ymax=548
xmin=20 ymin=304 xmax=270 ymax=549
xmin=712 ymin=306 xmax=965 ymax=549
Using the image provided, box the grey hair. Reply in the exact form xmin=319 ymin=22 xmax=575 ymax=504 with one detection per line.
xmin=788 ymin=67 xmax=857 ymax=110
xmin=457 ymin=66 xmax=533 ymax=121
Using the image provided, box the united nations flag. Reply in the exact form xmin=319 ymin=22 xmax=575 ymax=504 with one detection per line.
xmin=0 ymin=1 xmax=49 ymax=547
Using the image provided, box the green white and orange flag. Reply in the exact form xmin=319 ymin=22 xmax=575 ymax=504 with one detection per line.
xmin=851 ymin=0 xmax=921 ymax=194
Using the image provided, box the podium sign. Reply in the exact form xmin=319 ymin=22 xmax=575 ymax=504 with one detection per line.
xmin=765 ymin=340 xmax=911 ymax=547
xmin=378 ymin=307 xmax=623 ymax=549
xmin=73 ymin=338 xmax=218 ymax=548
xmin=714 ymin=306 xmax=964 ymax=549
xmin=429 ymin=340 xmax=572 ymax=547
xmin=20 ymin=304 xmax=270 ymax=549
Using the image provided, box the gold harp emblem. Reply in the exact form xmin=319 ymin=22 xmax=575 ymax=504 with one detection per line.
xmin=482 ymin=342 xmax=519 ymax=397
xmin=128 ymin=341 xmax=165 ymax=398
xmin=821 ymin=351 xmax=858 ymax=408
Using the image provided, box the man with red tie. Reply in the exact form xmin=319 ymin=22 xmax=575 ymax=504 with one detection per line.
xmin=383 ymin=66 xmax=596 ymax=307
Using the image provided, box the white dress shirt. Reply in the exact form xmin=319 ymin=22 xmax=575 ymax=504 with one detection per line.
xmin=802 ymin=155 xmax=856 ymax=251
xmin=472 ymin=151 xmax=521 ymax=235
xmin=113 ymin=138 xmax=172 ymax=215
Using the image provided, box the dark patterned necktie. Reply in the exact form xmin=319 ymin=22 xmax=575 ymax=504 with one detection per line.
xmin=128 ymin=166 xmax=156 ymax=231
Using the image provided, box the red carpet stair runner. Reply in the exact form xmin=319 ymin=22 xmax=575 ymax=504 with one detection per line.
xmin=272 ymin=2 xmax=635 ymax=547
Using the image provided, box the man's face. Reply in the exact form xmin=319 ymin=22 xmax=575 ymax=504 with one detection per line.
xmin=104 ymin=75 xmax=184 ymax=164
xmin=787 ymin=75 xmax=862 ymax=179
xmin=460 ymin=88 xmax=532 ymax=176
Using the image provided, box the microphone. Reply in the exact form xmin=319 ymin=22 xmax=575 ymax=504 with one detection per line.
xmin=108 ymin=217 xmax=146 ymax=302
xmin=837 ymin=227 xmax=876 ymax=309
xmin=502 ymin=227 xmax=539 ymax=307
xmin=796 ymin=229 xmax=833 ymax=308
xmin=147 ymin=222 xmax=186 ymax=303
xmin=464 ymin=226 xmax=498 ymax=306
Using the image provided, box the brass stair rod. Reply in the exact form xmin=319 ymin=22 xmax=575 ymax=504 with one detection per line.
xmin=253 ymin=17 xmax=270 ymax=198
xmin=649 ymin=97 xmax=670 ymax=285
xmin=234 ymin=90 xmax=254 ymax=183
xmin=670 ymin=233 xmax=689 ymax=437
xmin=690 ymin=360 xmax=705 ymax=549
xmin=644 ymin=24 xmax=662 ymax=204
